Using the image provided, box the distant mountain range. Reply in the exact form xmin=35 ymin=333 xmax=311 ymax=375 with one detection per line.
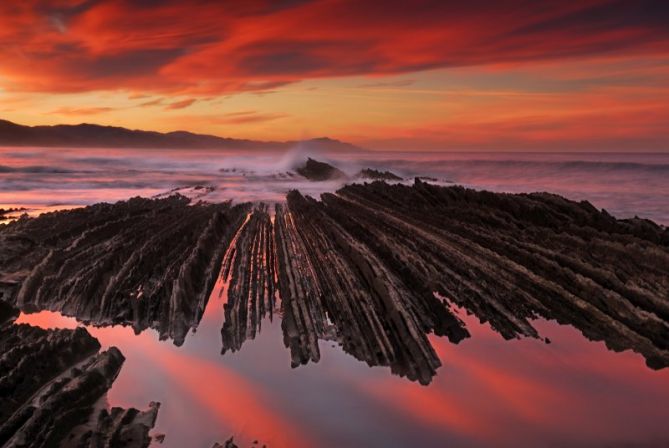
xmin=0 ymin=119 xmax=363 ymax=152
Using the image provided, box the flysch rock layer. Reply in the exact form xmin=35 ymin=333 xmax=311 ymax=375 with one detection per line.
xmin=278 ymin=191 xmax=467 ymax=384
xmin=0 ymin=305 xmax=159 ymax=447
xmin=321 ymin=180 xmax=669 ymax=373
xmin=0 ymin=195 xmax=250 ymax=345
xmin=221 ymin=205 xmax=277 ymax=354
xmin=222 ymin=179 xmax=668 ymax=384
xmin=1 ymin=181 xmax=668 ymax=386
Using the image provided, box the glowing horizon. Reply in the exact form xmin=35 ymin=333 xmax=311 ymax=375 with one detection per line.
xmin=1 ymin=0 xmax=668 ymax=151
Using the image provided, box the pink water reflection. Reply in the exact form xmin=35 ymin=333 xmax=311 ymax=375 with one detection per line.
xmin=16 ymin=300 xmax=669 ymax=447
xmin=356 ymin=314 xmax=669 ymax=447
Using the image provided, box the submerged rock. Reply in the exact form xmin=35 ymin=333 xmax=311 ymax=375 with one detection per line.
xmin=295 ymin=158 xmax=347 ymax=181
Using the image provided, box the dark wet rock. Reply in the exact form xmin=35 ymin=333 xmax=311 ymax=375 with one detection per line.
xmin=274 ymin=202 xmax=329 ymax=367
xmin=200 ymin=180 xmax=669 ymax=383
xmin=0 ymin=208 xmax=23 ymax=222
xmin=0 ymin=324 xmax=101 ymax=427
xmin=277 ymin=190 xmax=467 ymax=384
xmin=152 ymin=185 xmax=215 ymax=201
xmin=0 ymin=300 xmax=18 ymax=325
xmin=221 ymin=206 xmax=277 ymax=354
xmin=225 ymin=180 xmax=663 ymax=383
xmin=415 ymin=176 xmax=438 ymax=182
xmin=296 ymin=158 xmax=347 ymax=181
xmin=2 ymin=179 xmax=668 ymax=388
xmin=211 ymin=437 xmax=245 ymax=448
xmin=67 ymin=401 xmax=160 ymax=448
xmin=0 ymin=320 xmax=160 ymax=447
xmin=0 ymin=195 xmax=250 ymax=345
xmin=325 ymin=180 xmax=669 ymax=371
xmin=357 ymin=168 xmax=402 ymax=181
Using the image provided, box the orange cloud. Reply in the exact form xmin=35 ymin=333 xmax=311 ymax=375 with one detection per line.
xmin=139 ymin=98 xmax=164 ymax=108
xmin=164 ymin=98 xmax=197 ymax=110
xmin=347 ymin=82 xmax=669 ymax=150
xmin=48 ymin=106 xmax=115 ymax=115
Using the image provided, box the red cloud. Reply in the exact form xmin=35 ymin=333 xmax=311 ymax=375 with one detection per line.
xmin=212 ymin=111 xmax=288 ymax=125
xmin=164 ymin=98 xmax=197 ymax=110
xmin=0 ymin=0 xmax=668 ymax=94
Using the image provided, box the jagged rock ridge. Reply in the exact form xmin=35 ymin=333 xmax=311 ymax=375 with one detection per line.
xmin=1 ymin=181 xmax=668 ymax=385
xmin=0 ymin=305 xmax=159 ymax=447
xmin=323 ymin=180 xmax=669 ymax=369
xmin=357 ymin=168 xmax=403 ymax=181
xmin=0 ymin=195 xmax=250 ymax=345
xmin=217 ymin=180 xmax=669 ymax=383
xmin=221 ymin=206 xmax=277 ymax=354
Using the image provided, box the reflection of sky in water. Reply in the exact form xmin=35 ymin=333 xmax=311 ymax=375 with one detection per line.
xmin=17 ymin=280 xmax=669 ymax=447
xmin=1 ymin=147 xmax=669 ymax=224
xmin=6 ymin=147 xmax=669 ymax=446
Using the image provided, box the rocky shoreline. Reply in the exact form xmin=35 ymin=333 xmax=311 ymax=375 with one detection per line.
xmin=1 ymin=179 xmax=668 ymax=441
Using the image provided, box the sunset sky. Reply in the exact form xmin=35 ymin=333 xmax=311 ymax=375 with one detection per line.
xmin=1 ymin=0 xmax=668 ymax=151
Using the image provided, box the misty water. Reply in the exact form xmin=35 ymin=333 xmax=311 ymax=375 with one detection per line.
xmin=3 ymin=147 xmax=669 ymax=447
xmin=2 ymin=147 xmax=668 ymax=224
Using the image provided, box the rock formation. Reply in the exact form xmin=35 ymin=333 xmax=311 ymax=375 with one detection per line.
xmin=1 ymin=181 xmax=668 ymax=386
xmin=221 ymin=206 xmax=277 ymax=354
xmin=314 ymin=180 xmax=669 ymax=372
xmin=296 ymin=158 xmax=347 ymax=181
xmin=357 ymin=168 xmax=403 ymax=181
xmin=222 ymin=180 xmax=669 ymax=383
xmin=276 ymin=191 xmax=467 ymax=383
xmin=0 ymin=195 xmax=250 ymax=345
xmin=0 ymin=304 xmax=159 ymax=447
xmin=65 ymin=401 xmax=160 ymax=448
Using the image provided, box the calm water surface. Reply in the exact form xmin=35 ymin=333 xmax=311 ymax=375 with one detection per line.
xmin=5 ymin=146 xmax=669 ymax=447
